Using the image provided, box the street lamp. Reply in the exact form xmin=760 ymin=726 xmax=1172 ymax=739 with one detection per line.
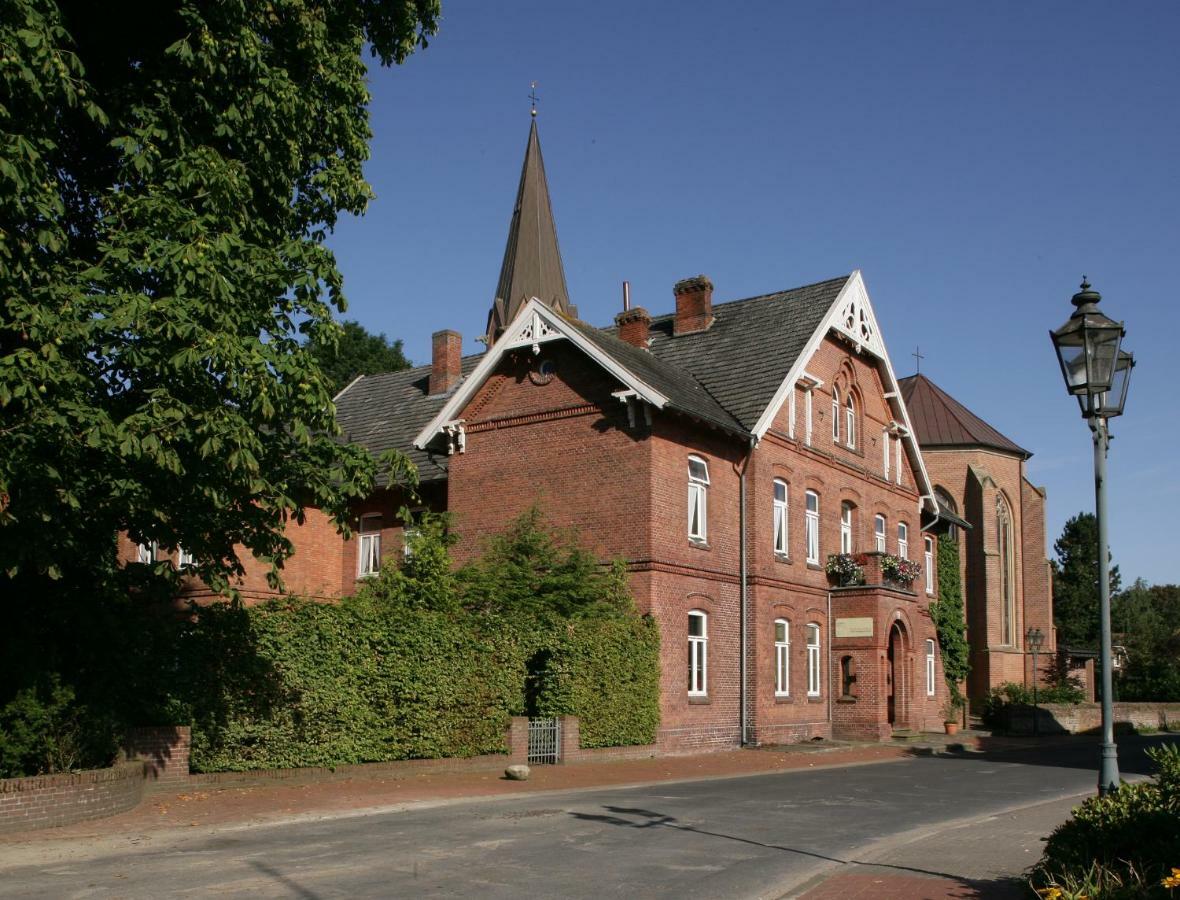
xmin=1050 ymin=278 xmax=1135 ymax=796
xmin=1026 ymin=627 xmax=1045 ymax=737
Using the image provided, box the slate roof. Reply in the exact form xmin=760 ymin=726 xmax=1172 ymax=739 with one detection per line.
xmin=898 ymin=373 xmax=1030 ymax=458
xmin=334 ymin=356 xmax=482 ymax=484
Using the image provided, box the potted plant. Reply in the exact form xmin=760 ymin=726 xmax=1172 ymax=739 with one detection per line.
xmin=942 ymin=691 xmax=964 ymax=735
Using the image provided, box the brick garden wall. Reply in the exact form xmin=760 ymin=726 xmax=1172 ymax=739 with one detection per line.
xmin=0 ymin=762 xmax=145 ymax=835
xmin=1006 ymin=702 xmax=1180 ymax=735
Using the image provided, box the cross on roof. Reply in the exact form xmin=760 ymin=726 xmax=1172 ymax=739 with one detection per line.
xmin=912 ymin=346 xmax=925 ymax=374
xmin=529 ymin=81 xmax=539 ymax=117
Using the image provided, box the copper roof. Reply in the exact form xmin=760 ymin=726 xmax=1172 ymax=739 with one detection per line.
xmin=898 ymin=374 xmax=1029 ymax=458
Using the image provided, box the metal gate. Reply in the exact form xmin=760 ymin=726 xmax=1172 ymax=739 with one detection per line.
xmin=527 ymin=717 xmax=560 ymax=765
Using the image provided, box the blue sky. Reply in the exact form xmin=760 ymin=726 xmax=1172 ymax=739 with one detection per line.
xmin=328 ymin=1 xmax=1179 ymax=586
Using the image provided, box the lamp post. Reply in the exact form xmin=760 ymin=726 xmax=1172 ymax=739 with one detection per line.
xmin=1026 ymin=626 xmax=1045 ymax=737
xmin=1050 ymin=278 xmax=1134 ymax=796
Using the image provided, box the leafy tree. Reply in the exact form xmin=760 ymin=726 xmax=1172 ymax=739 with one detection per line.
xmin=1113 ymin=579 xmax=1180 ymax=701
xmin=929 ymin=533 xmax=970 ymax=703
xmin=308 ymin=320 xmax=411 ymax=395
xmin=0 ymin=0 xmax=439 ymax=598
xmin=1052 ymin=513 xmax=1122 ymax=649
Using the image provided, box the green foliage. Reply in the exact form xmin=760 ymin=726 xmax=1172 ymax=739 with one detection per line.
xmin=981 ymin=679 xmax=1085 ymax=728
xmin=533 ymin=615 xmax=661 ymax=749
xmin=929 ymin=534 xmax=970 ymax=699
xmin=1033 ymin=743 xmax=1180 ymax=897
xmin=1114 ymin=580 xmax=1180 ymax=702
xmin=1053 ymin=513 xmax=1122 ymax=649
xmin=0 ymin=674 xmax=114 ymax=777
xmin=0 ymin=0 xmax=437 ymax=599
xmin=308 ymin=320 xmax=411 ymax=395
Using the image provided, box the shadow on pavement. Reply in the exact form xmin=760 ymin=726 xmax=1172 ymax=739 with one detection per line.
xmin=928 ymin=732 xmax=1174 ymax=778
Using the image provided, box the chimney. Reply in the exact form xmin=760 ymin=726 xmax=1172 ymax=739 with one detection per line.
xmin=615 ymin=306 xmax=652 ymax=349
xmin=673 ymin=275 xmax=714 ymax=335
xmin=429 ymin=329 xmax=462 ymax=395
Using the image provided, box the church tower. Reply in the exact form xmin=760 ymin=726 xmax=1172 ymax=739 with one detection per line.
xmin=483 ymin=119 xmax=577 ymax=344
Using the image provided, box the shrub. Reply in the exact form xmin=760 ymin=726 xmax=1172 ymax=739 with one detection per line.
xmin=981 ymin=678 xmax=1085 ymax=729
xmin=0 ymin=675 xmax=115 ymax=777
xmin=1032 ymin=742 xmax=1180 ymax=897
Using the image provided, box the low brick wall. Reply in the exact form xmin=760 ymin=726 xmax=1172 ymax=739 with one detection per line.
xmin=124 ymin=726 xmax=191 ymax=791
xmin=0 ymin=761 xmax=145 ymax=835
xmin=1006 ymin=702 xmax=1180 ymax=735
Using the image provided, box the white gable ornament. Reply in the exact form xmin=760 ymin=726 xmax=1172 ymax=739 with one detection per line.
xmin=833 ymin=285 xmax=883 ymax=356
xmin=503 ymin=302 xmax=560 ymax=355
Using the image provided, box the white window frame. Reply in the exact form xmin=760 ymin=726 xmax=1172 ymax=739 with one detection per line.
xmin=787 ymin=389 xmax=796 ymax=439
xmin=357 ymin=514 xmax=382 ymax=577
xmin=874 ymin=514 xmax=886 ymax=552
xmin=883 ymin=428 xmax=891 ymax=480
xmin=845 ymin=395 xmax=856 ymax=449
xmin=688 ymin=456 xmax=709 ymax=543
xmin=895 ymin=437 xmax=903 ymax=485
xmin=775 ymin=619 xmax=790 ymax=697
xmin=804 ymin=389 xmax=813 ymax=446
xmin=772 ymin=479 xmax=788 ymax=556
xmin=137 ymin=541 xmax=157 ymax=564
xmin=898 ymin=522 xmax=909 ymax=560
xmin=688 ymin=611 xmax=708 ymax=696
xmin=924 ymin=536 xmax=935 ymax=595
xmin=806 ymin=623 xmax=821 ymax=697
xmin=926 ymin=639 xmax=936 ymax=696
xmin=831 ymin=387 xmax=840 ymax=443
xmin=840 ymin=502 xmax=853 ymax=554
xmin=805 ymin=491 xmax=820 ymax=564
xmin=178 ymin=546 xmax=194 ymax=568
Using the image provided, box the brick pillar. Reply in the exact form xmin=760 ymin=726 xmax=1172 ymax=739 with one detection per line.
xmin=558 ymin=716 xmax=581 ymax=763
xmin=615 ymin=307 xmax=652 ymax=348
xmin=505 ymin=716 xmax=529 ymax=764
xmin=429 ymin=329 xmax=462 ymax=395
xmin=123 ymin=726 xmax=191 ymax=790
xmin=673 ymin=275 xmax=713 ymax=335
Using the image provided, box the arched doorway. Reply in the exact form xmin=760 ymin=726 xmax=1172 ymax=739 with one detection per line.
xmin=887 ymin=622 xmax=907 ymax=727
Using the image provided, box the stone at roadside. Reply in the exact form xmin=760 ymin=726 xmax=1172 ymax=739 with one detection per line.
xmin=504 ymin=765 xmax=530 ymax=781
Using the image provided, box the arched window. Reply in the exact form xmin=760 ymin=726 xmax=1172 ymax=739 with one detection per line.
xmin=845 ymin=395 xmax=856 ymax=449
xmin=805 ymin=490 xmax=820 ymax=564
xmin=773 ymin=479 xmax=789 ymax=556
xmin=840 ymin=502 xmax=854 ymax=554
xmin=997 ymin=495 xmax=1015 ymax=645
xmin=688 ymin=456 xmax=709 ymax=542
xmin=924 ymin=536 xmax=935 ymax=595
xmin=935 ymin=487 xmax=959 ymax=541
xmin=898 ymin=522 xmax=909 ymax=560
xmin=925 ymin=639 xmax=936 ymax=696
xmin=806 ymin=624 xmax=822 ymax=697
xmin=688 ymin=610 xmax=708 ymax=695
xmin=358 ymin=514 xmax=382 ymax=577
xmin=831 ymin=387 xmax=841 ymax=442
xmin=841 ymin=655 xmax=856 ymax=698
xmin=774 ymin=619 xmax=790 ymax=696
xmin=874 ymin=514 xmax=887 ymax=552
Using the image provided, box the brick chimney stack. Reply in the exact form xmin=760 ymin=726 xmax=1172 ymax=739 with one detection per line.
xmin=615 ymin=307 xmax=652 ymax=349
xmin=673 ymin=275 xmax=714 ymax=336
xmin=429 ymin=329 xmax=462 ymax=395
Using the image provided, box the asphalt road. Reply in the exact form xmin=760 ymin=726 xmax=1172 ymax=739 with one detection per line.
xmin=0 ymin=737 xmax=1167 ymax=899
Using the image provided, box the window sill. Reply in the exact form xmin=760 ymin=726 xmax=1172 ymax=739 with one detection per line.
xmin=774 ymin=553 xmax=792 ymax=564
xmin=688 ymin=539 xmax=711 ymax=551
xmin=806 ymin=562 xmax=822 ymax=571
xmin=836 ymin=696 xmax=857 ymax=704
xmin=774 ymin=695 xmax=792 ymax=704
xmin=807 ymin=695 xmax=823 ymax=703
xmin=688 ymin=695 xmax=711 ymax=705
xmin=356 ymin=572 xmax=379 ymax=580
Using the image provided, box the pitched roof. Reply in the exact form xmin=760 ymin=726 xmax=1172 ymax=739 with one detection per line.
xmin=638 ymin=275 xmax=850 ymax=432
xmin=898 ymin=373 xmax=1030 ymax=458
xmin=334 ymin=356 xmax=482 ymax=484
xmin=484 ymin=120 xmax=574 ymax=342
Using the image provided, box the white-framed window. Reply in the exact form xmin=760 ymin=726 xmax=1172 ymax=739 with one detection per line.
xmin=775 ymin=619 xmax=790 ymax=696
xmin=898 ymin=522 xmax=909 ymax=560
xmin=773 ymin=479 xmax=789 ymax=556
xmin=805 ymin=490 xmax=820 ymax=564
xmin=357 ymin=514 xmax=382 ymax=577
xmin=178 ymin=546 xmax=194 ymax=568
xmin=403 ymin=527 xmax=419 ymax=559
xmin=845 ymin=395 xmax=856 ymax=449
xmin=806 ymin=623 xmax=821 ymax=697
xmin=831 ymin=387 xmax=840 ymax=442
xmin=788 ymin=389 xmax=796 ymax=439
xmin=926 ymin=639 xmax=936 ymax=696
xmin=688 ymin=611 xmax=707 ymax=696
xmin=883 ymin=429 xmax=891 ymax=480
xmin=895 ymin=438 xmax=903 ymax=485
xmin=840 ymin=502 xmax=854 ymax=554
xmin=804 ymin=389 xmax=813 ymax=446
xmin=137 ymin=541 xmax=157 ymax=564
xmin=688 ymin=456 xmax=709 ymax=542
xmin=924 ymin=536 xmax=935 ymax=595
xmin=874 ymin=514 xmax=886 ymax=552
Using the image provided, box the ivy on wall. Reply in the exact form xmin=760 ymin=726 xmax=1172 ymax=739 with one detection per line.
xmin=929 ymin=533 xmax=970 ymax=701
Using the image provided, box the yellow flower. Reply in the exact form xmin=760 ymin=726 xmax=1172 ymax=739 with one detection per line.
xmin=1036 ymin=888 xmax=1063 ymax=900
xmin=1162 ymin=866 xmax=1180 ymax=889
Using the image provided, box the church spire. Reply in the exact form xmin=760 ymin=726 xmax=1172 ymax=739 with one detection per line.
xmin=484 ymin=119 xmax=575 ymax=345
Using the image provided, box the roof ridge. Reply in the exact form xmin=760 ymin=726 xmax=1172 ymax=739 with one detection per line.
xmin=640 ymin=274 xmax=852 ymax=325
xmin=905 ymin=373 xmax=1028 ymax=457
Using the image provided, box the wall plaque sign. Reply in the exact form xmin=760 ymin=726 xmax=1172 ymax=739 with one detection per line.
xmin=835 ymin=617 xmax=874 ymax=638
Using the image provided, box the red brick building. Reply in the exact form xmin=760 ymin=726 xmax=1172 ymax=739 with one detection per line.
xmin=126 ymin=120 xmax=1054 ymax=748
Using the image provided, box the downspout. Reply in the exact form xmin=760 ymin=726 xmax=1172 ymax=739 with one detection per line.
xmin=738 ymin=436 xmax=756 ymax=747
xmin=827 ymin=591 xmax=833 ymax=727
